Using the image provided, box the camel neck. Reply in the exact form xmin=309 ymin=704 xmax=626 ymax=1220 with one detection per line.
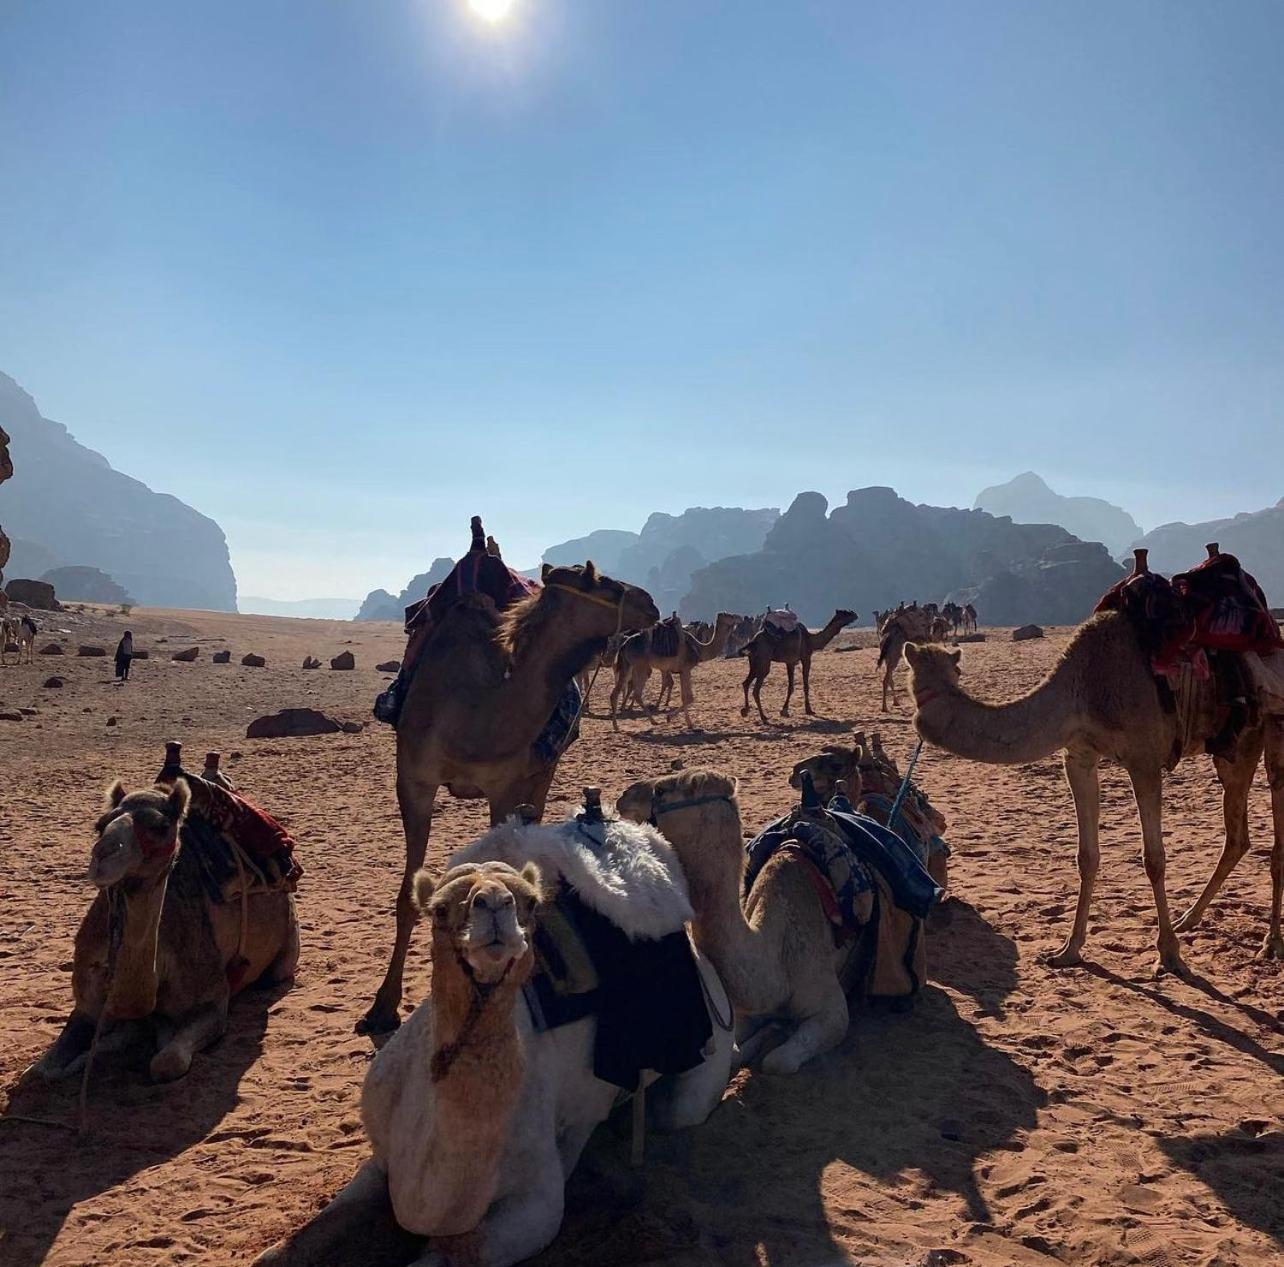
xmin=105 ymin=870 xmax=171 ymax=1020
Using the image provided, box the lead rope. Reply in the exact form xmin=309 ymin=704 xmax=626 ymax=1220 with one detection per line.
xmin=562 ymin=590 xmax=626 ymax=743
xmin=887 ymin=736 xmax=926 ymax=836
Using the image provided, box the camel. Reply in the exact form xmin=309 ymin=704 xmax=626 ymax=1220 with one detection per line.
xmin=257 ymin=821 xmax=732 ymax=1267
xmin=573 ymin=632 xmax=623 ymax=712
xmin=739 ymin=609 xmax=856 ymax=722
xmin=963 ymin=603 xmax=978 ymax=633
xmin=878 ymin=607 xmax=934 ymax=711
xmin=943 ymin=602 xmax=964 ymax=636
xmin=609 ymin=612 xmax=736 ymax=729
xmin=618 ymin=770 xmax=875 ymax=1074
xmin=0 ymin=614 xmax=17 ymax=665
xmin=905 ymin=621 xmax=1284 ymax=973
xmin=930 ymin=615 xmax=951 ymax=643
xmin=36 ymin=778 xmax=299 ymax=1083
xmin=360 ymin=561 xmax=659 ymax=1036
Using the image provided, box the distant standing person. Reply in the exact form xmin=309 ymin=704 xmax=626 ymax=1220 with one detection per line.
xmin=115 ymin=630 xmax=134 ymax=682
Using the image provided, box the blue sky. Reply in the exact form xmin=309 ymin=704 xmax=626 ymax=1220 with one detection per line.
xmin=2 ymin=1 xmax=1282 ymax=599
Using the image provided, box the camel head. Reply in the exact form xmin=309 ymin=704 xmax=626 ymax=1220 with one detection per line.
xmin=539 ymin=561 xmax=659 ymax=633
xmin=89 ymin=780 xmax=191 ymax=888
xmin=903 ymin=642 xmax=962 ymax=705
xmin=414 ymin=860 xmax=544 ymax=987
xmin=616 ymin=770 xmax=739 ymax=829
xmin=787 ymin=744 xmax=856 ymax=801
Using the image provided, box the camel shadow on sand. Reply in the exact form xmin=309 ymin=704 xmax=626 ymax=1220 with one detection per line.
xmin=1155 ymin=1128 xmax=1284 ymax=1248
xmin=928 ymin=898 xmax=1020 ymax=1020
xmin=544 ymin=983 xmax=1045 ymax=1267
xmin=0 ymin=983 xmax=288 ymax=1267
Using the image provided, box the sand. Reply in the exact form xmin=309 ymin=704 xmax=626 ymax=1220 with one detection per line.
xmin=1 ymin=605 xmax=1280 ymax=1267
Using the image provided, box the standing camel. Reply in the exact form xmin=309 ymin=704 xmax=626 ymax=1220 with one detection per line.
xmin=359 ymin=562 xmax=658 ymax=1035
xmin=905 ymin=620 xmax=1284 ymax=974
xmin=0 ymin=615 xmax=17 ymax=665
xmin=739 ymin=609 xmax=856 ymax=722
xmin=610 ymin=612 xmax=736 ymax=730
xmin=878 ymin=607 xmax=933 ymax=712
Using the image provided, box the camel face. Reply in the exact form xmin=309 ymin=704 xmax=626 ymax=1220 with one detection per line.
xmin=421 ymin=861 xmax=542 ymax=986
xmin=88 ymin=781 xmax=190 ymax=887
xmin=542 ymin=562 xmax=659 ymax=632
xmin=904 ymin=643 xmax=962 ymax=688
xmin=615 ymin=779 xmax=655 ymax=823
xmin=788 ymin=747 xmax=853 ymax=800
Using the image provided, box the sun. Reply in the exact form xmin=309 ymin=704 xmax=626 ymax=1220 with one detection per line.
xmin=468 ymin=0 xmax=518 ymax=24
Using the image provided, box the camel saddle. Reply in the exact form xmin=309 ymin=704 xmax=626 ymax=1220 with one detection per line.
xmin=522 ymin=885 xmax=712 ymax=1090
xmin=762 ymin=608 xmax=801 ymax=637
xmin=645 ymin=614 xmax=685 ymax=659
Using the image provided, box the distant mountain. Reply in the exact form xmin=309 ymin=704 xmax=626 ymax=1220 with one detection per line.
xmin=1131 ymin=498 xmax=1284 ymax=603
xmin=355 ymin=556 xmax=456 ymax=622
xmin=974 ymin=472 xmax=1142 ymax=556
xmin=683 ymin=486 xmax=1124 ymax=626
xmin=0 ymin=371 xmax=237 ymax=610
xmin=239 ymin=596 xmax=362 ymax=620
xmin=40 ymin=565 xmax=135 ymax=605
xmin=360 ymin=506 xmax=782 ymax=624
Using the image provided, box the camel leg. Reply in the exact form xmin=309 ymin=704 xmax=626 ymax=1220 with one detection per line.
xmin=1260 ymin=718 xmax=1284 ymax=960
xmin=751 ymin=670 xmax=769 ymax=724
xmin=781 ymin=662 xmax=795 ymax=716
xmin=678 ymin=670 xmax=695 ymax=730
xmin=151 ymin=1000 xmax=228 ymax=1081
xmin=266 ymin=898 xmax=301 ymax=985
xmin=1128 ymin=765 xmax=1185 ymax=976
xmin=740 ymin=666 xmax=753 ymax=717
xmin=490 ymin=765 xmax=556 ymax=826
xmin=761 ymin=983 xmax=849 ymax=1075
xmin=1047 ymin=749 xmax=1100 ymax=968
xmin=360 ymin=770 xmax=437 ymax=1035
xmin=1174 ymin=737 xmax=1261 ymax=934
xmin=34 ymin=1011 xmax=99 ymax=1079
xmin=253 ymin=1160 xmax=397 ymax=1267
xmin=800 ymin=651 xmax=815 ymax=716
xmin=608 ymin=662 xmax=628 ymax=732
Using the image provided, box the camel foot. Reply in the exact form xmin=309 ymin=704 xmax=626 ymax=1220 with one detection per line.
xmin=1152 ymin=951 xmax=1189 ymax=980
xmin=1044 ymin=946 xmax=1084 ymax=969
xmin=1256 ymin=932 xmax=1284 ymax=961
xmin=150 ymin=1046 xmax=193 ymax=1082
xmin=761 ymin=1045 xmax=805 ymax=1076
xmin=355 ymin=1005 xmax=401 ymax=1038
xmin=739 ymin=706 xmax=750 ymax=718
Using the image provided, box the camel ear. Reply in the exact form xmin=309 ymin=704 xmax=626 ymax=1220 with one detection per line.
xmin=950 ymin=649 xmax=962 ymax=665
xmin=165 ymin=778 xmax=191 ymax=823
xmin=412 ymin=868 xmax=436 ymax=915
xmin=540 ymin=562 xmax=553 ymax=582
xmin=584 ymin=560 xmax=598 ymax=583
xmin=104 ymin=780 xmax=127 ymax=810
xmin=519 ymin=861 xmax=547 ymax=907
xmin=903 ymin=642 xmax=921 ymax=666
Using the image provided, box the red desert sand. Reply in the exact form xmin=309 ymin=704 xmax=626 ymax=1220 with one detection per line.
xmin=1 ymin=606 xmax=1280 ymax=1266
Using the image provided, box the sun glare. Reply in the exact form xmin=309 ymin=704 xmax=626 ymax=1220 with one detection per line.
xmin=468 ymin=0 xmax=517 ymax=24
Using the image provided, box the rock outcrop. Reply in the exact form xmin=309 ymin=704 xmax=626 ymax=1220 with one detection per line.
xmin=683 ymin=487 xmax=1104 ymax=626
xmin=330 ymin=650 xmax=355 ymax=670
xmin=171 ymin=646 xmax=200 ymax=662
xmin=355 ymin=557 xmax=454 ymax=623
xmin=246 ymin=708 xmax=343 ymax=739
xmin=5 ymin=578 xmax=60 ymax=609
xmin=0 ymin=371 xmax=237 ymax=610
xmin=1130 ymin=499 xmax=1284 ymax=603
xmin=40 ymin=565 xmax=134 ymax=605
xmin=241 ymin=653 xmax=266 ymax=668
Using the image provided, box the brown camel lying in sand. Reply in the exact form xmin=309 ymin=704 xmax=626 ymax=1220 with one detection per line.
xmin=37 ymin=779 xmax=299 ymax=1083
xmin=906 ymin=621 xmax=1284 ymax=973
xmin=618 ymin=771 xmax=870 ymax=1073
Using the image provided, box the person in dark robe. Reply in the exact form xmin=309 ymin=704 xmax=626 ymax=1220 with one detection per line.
xmin=114 ymin=630 xmax=133 ymax=681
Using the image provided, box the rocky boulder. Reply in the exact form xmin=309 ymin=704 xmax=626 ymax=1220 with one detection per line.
xmin=376 ymin=660 xmax=400 ymax=673
xmin=39 ymin=642 xmax=63 ymax=655
xmin=212 ymin=650 xmax=232 ymax=663
xmin=1012 ymin=624 xmax=1045 ymax=641
xmin=302 ymin=656 xmax=321 ymax=669
xmin=4 ymin=578 xmax=60 ymax=610
xmin=241 ymin=653 xmax=266 ymax=668
xmin=246 ymin=708 xmax=343 ymax=739
xmin=171 ymin=646 xmax=200 ymax=662
xmin=330 ymin=651 xmax=355 ymax=670
xmin=78 ymin=645 xmax=107 ymax=657
xmin=43 ymin=675 xmax=64 ymax=688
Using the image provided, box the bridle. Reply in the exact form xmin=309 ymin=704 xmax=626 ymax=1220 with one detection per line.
xmin=647 ymin=790 xmax=735 ymax=829
xmin=547 ymin=582 xmax=629 ymax=640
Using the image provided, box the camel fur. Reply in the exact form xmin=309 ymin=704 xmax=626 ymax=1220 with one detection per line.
xmin=905 ymin=615 xmax=1284 ymax=972
xmin=37 ymin=778 xmax=299 ymax=1083
xmin=739 ymin=609 xmax=856 ymax=722
xmin=360 ymin=561 xmax=659 ymax=1035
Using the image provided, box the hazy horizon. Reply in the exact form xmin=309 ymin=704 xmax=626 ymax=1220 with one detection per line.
xmin=3 ymin=2 xmax=1282 ymax=599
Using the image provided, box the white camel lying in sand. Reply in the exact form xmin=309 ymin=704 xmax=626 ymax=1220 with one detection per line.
xmin=256 ymin=813 xmax=732 ymax=1267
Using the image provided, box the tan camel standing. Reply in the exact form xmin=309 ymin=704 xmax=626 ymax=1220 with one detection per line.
xmin=609 ymin=612 xmax=736 ymax=729
xmin=36 ymin=778 xmax=299 ymax=1082
xmin=360 ymin=562 xmax=658 ymax=1035
xmin=257 ymin=822 xmax=732 ymax=1267
xmin=739 ymin=609 xmax=856 ymax=722
xmin=905 ymin=623 xmax=1284 ymax=972
xmin=963 ymin=603 xmax=978 ymax=633
xmin=618 ymin=771 xmax=867 ymax=1073
xmin=0 ymin=614 xmax=17 ymax=666
xmin=878 ymin=607 xmax=933 ymax=712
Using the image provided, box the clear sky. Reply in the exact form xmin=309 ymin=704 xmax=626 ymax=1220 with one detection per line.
xmin=2 ymin=1 xmax=1282 ymax=599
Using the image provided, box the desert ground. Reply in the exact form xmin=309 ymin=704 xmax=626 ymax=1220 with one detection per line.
xmin=0 ymin=605 xmax=1280 ymax=1267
